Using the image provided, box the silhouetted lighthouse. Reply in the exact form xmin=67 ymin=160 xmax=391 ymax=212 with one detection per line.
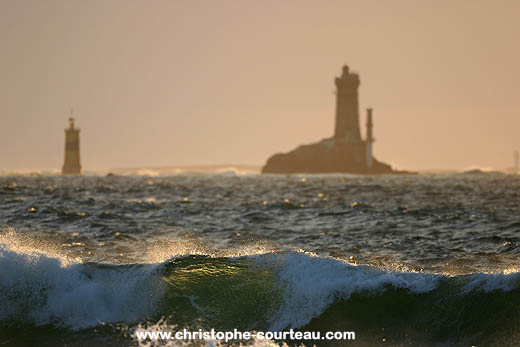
xmin=334 ymin=65 xmax=378 ymax=171
xmin=334 ymin=65 xmax=361 ymax=141
xmin=62 ymin=117 xmax=82 ymax=174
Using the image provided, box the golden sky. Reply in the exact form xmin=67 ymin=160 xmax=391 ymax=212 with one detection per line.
xmin=1 ymin=0 xmax=519 ymax=172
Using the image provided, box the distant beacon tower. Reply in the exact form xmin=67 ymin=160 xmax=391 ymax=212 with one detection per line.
xmin=62 ymin=117 xmax=82 ymax=175
xmin=334 ymin=65 xmax=361 ymax=142
xmin=365 ymin=108 xmax=374 ymax=168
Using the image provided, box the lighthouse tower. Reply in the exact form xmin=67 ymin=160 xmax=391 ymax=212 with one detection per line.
xmin=334 ymin=65 xmax=362 ymax=142
xmin=62 ymin=117 xmax=82 ymax=175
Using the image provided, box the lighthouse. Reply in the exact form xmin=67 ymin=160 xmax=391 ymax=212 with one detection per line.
xmin=334 ymin=65 xmax=362 ymax=142
xmin=333 ymin=66 xmax=376 ymax=171
xmin=62 ymin=117 xmax=82 ymax=175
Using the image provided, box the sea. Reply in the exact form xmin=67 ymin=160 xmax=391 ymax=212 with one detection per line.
xmin=1 ymin=168 xmax=520 ymax=346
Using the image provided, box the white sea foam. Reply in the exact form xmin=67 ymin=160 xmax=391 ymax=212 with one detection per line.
xmin=254 ymin=251 xmax=442 ymax=330
xmin=256 ymin=251 xmax=520 ymax=330
xmin=463 ymin=270 xmax=520 ymax=293
xmin=0 ymin=242 xmax=166 ymax=329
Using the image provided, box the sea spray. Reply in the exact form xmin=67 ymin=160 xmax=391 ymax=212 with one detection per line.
xmin=0 ymin=243 xmax=165 ymax=329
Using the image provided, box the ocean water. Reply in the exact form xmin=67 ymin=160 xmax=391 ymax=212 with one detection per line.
xmin=1 ymin=171 xmax=520 ymax=346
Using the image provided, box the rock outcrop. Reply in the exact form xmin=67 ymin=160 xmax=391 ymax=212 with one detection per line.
xmin=262 ymin=137 xmax=393 ymax=174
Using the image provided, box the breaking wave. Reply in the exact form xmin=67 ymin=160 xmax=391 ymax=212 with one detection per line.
xmin=2 ymin=240 xmax=520 ymax=346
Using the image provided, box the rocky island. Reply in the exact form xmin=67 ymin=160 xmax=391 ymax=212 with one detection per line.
xmin=262 ymin=65 xmax=404 ymax=174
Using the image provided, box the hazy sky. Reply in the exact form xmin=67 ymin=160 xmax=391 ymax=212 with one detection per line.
xmin=2 ymin=0 xmax=519 ymax=172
